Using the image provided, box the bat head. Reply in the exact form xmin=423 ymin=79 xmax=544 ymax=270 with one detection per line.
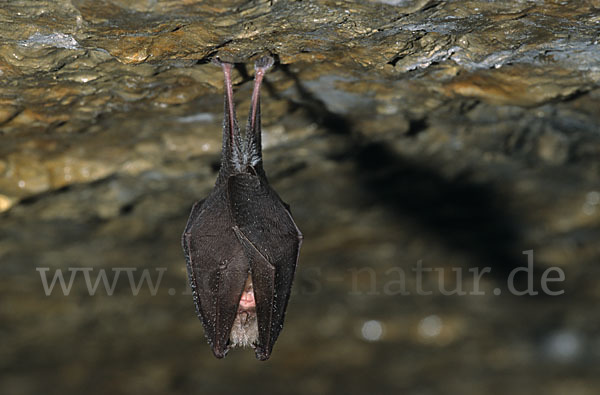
xmin=228 ymin=275 xmax=259 ymax=349
xmin=204 ymin=270 xmax=276 ymax=361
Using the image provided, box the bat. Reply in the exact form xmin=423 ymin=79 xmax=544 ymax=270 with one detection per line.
xmin=182 ymin=56 xmax=303 ymax=361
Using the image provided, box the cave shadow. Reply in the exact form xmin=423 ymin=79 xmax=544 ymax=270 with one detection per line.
xmin=277 ymin=63 xmax=538 ymax=286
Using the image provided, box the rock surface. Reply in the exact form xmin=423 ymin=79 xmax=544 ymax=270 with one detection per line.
xmin=1 ymin=1 xmax=599 ymax=395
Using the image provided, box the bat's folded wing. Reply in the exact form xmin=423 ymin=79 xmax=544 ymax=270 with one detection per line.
xmin=182 ymin=193 xmax=248 ymax=358
xmin=228 ymin=174 xmax=303 ymax=360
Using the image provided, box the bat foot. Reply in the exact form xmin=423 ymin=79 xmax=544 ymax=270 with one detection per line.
xmin=211 ymin=57 xmax=234 ymax=68
xmin=254 ymin=56 xmax=274 ymax=72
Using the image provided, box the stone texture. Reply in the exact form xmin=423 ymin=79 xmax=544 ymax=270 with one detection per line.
xmin=1 ymin=1 xmax=599 ymax=395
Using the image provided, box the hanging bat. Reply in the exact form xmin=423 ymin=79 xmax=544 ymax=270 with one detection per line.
xmin=182 ymin=56 xmax=303 ymax=361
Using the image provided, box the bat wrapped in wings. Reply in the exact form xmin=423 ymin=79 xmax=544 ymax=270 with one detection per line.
xmin=182 ymin=56 xmax=302 ymax=360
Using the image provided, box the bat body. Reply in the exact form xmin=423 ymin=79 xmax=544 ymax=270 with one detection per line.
xmin=182 ymin=57 xmax=302 ymax=360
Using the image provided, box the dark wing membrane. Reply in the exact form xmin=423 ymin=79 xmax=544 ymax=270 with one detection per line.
xmin=232 ymin=227 xmax=275 ymax=360
xmin=227 ymin=174 xmax=302 ymax=359
xmin=182 ymin=190 xmax=248 ymax=358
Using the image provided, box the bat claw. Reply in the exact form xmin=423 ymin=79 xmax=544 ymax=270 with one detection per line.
xmin=211 ymin=57 xmax=234 ymax=69
xmin=211 ymin=57 xmax=224 ymax=67
xmin=254 ymin=56 xmax=274 ymax=72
